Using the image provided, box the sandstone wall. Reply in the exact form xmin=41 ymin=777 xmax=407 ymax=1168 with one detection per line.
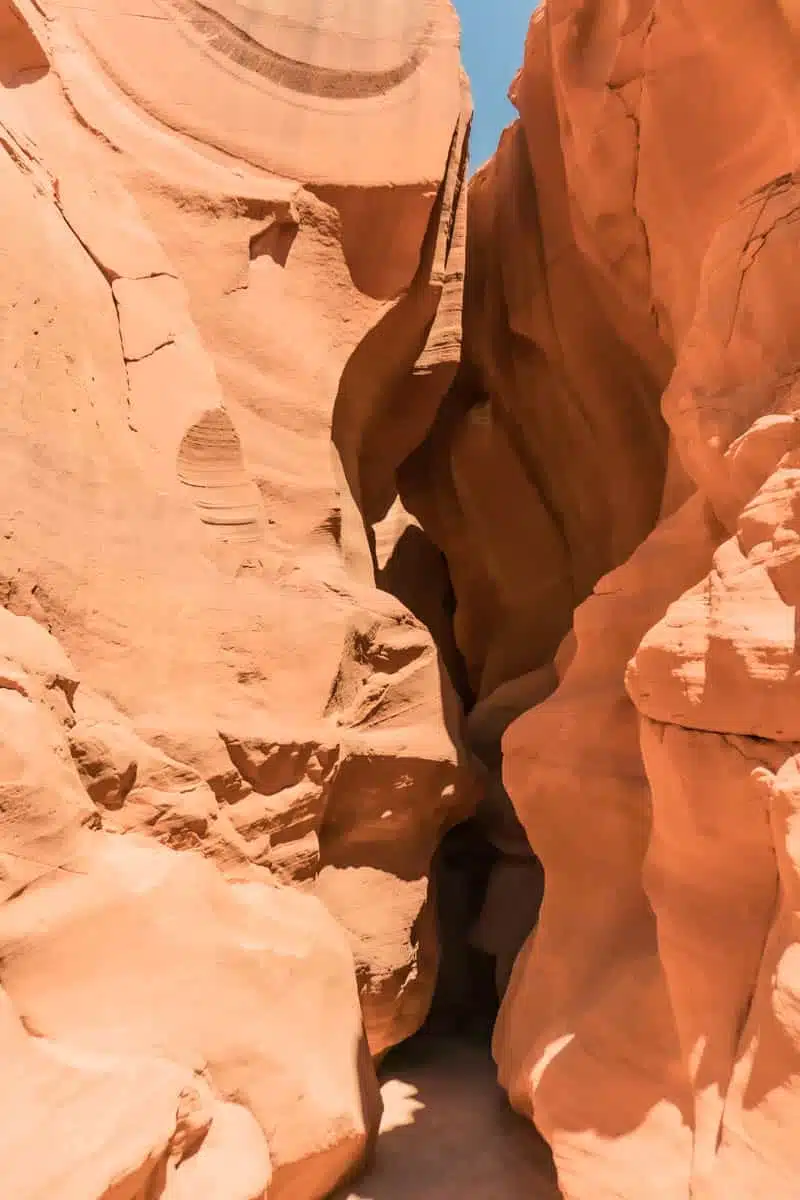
xmin=0 ymin=0 xmax=477 ymax=1194
xmin=405 ymin=2 xmax=800 ymax=1196
xmin=7 ymin=0 xmax=800 ymax=1195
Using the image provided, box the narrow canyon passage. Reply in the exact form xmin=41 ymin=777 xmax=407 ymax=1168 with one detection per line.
xmin=8 ymin=0 xmax=800 ymax=1195
xmin=336 ymin=819 xmax=555 ymax=1197
xmin=334 ymin=1035 xmax=561 ymax=1199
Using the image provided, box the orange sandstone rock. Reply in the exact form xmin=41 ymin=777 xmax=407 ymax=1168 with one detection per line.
xmin=14 ymin=0 xmax=800 ymax=1195
xmin=0 ymin=0 xmax=475 ymax=1193
xmin=428 ymin=3 xmax=800 ymax=1198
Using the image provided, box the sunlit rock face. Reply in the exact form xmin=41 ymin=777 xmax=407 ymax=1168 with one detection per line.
xmin=14 ymin=0 xmax=800 ymax=1195
xmin=60 ymin=0 xmax=463 ymax=186
xmin=394 ymin=2 xmax=800 ymax=1198
xmin=0 ymin=0 xmax=476 ymax=1193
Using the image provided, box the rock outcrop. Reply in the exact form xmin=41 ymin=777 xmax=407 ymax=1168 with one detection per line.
xmin=9 ymin=0 xmax=800 ymax=1196
xmin=0 ymin=0 xmax=477 ymax=1193
xmin=400 ymin=2 xmax=800 ymax=1197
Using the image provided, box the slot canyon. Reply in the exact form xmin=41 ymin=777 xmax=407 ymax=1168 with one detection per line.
xmin=2 ymin=0 xmax=800 ymax=1195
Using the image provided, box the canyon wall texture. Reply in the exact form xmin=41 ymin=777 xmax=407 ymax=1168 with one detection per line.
xmin=7 ymin=0 xmax=800 ymax=1197
xmin=0 ymin=0 xmax=479 ymax=1195
xmin=403 ymin=2 xmax=800 ymax=1197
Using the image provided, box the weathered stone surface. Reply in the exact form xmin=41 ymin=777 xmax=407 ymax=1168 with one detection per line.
xmin=13 ymin=0 xmax=800 ymax=1194
xmin=0 ymin=835 xmax=379 ymax=1199
xmin=0 ymin=0 xmax=475 ymax=1193
xmin=398 ymin=3 xmax=800 ymax=1198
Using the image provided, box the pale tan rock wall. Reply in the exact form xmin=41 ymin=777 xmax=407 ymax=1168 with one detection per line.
xmin=0 ymin=0 xmax=476 ymax=1194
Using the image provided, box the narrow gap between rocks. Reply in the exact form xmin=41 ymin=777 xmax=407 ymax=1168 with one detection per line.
xmin=339 ymin=530 xmax=555 ymax=1195
xmin=378 ymin=529 xmax=547 ymax=1055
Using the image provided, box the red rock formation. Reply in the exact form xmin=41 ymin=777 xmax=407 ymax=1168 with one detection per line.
xmin=0 ymin=0 xmax=477 ymax=1193
xmin=401 ymin=2 xmax=800 ymax=1197
xmin=9 ymin=0 xmax=800 ymax=1195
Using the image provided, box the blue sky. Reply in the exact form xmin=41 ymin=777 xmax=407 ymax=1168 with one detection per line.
xmin=454 ymin=0 xmax=537 ymax=171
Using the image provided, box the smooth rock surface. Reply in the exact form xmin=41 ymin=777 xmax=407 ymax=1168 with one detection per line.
xmin=402 ymin=3 xmax=800 ymax=1198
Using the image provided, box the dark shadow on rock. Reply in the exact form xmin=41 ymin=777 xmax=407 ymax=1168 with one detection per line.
xmin=376 ymin=523 xmax=472 ymax=706
xmin=249 ymin=216 xmax=298 ymax=268
xmin=1 ymin=0 xmax=49 ymax=87
xmin=422 ymin=820 xmax=499 ymax=1042
xmin=311 ymin=183 xmax=440 ymax=301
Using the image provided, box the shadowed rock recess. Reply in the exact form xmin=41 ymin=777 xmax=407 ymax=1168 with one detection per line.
xmin=3 ymin=0 xmax=800 ymax=1195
